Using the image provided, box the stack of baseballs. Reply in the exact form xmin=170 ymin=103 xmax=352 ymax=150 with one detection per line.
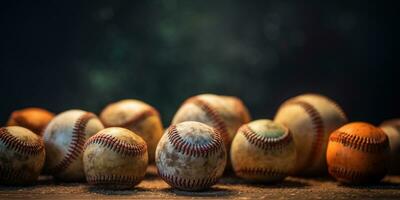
xmin=0 ymin=93 xmax=397 ymax=190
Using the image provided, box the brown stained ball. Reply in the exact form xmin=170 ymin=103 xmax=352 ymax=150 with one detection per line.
xmin=83 ymin=127 xmax=148 ymax=189
xmin=156 ymin=121 xmax=227 ymax=191
xmin=380 ymin=119 xmax=400 ymax=174
xmin=274 ymin=93 xmax=348 ymax=176
xmin=231 ymin=120 xmax=296 ymax=182
xmin=100 ymin=99 xmax=163 ymax=163
xmin=7 ymin=107 xmax=55 ymax=136
xmin=0 ymin=126 xmax=46 ymax=185
xmin=326 ymin=122 xmax=390 ymax=184
xmin=43 ymin=110 xmax=104 ymax=182
xmin=172 ymin=94 xmax=251 ymax=151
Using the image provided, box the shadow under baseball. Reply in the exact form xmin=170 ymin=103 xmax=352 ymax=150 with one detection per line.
xmin=160 ymin=186 xmax=237 ymax=197
xmin=337 ymin=181 xmax=400 ymax=190
xmin=88 ymin=186 xmax=150 ymax=195
xmin=220 ymin=176 xmax=310 ymax=188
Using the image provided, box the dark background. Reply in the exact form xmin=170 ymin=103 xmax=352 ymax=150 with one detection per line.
xmin=0 ymin=1 xmax=398 ymax=126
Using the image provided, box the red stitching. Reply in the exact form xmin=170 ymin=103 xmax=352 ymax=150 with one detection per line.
xmin=158 ymin=169 xmax=218 ymax=190
xmin=48 ymin=112 xmax=96 ymax=174
xmin=86 ymin=174 xmax=142 ymax=186
xmin=329 ymin=131 xmax=389 ymax=153
xmin=103 ymin=108 xmax=159 ymax=127
xmin=304 ymin=93 xmax=348 ymax=122
xmin=328 ymin=166 xmax=385 ymax=182
xmin=84 ymin=133 xmax=147 ymax=157
xmin=167 ymin=125 xmax=224 ymax=157
xmin=240 ymin=125 xmax=292 ymax=151
xmin=0 ymin=128 xmax=44 ymax=155
xmin=235 ymin=167 xmax=287 ymax=177
xmin=186 ymin=97 xmax=230 ymax=145
xmin=284 ymin=100 xmax=324 ymax=167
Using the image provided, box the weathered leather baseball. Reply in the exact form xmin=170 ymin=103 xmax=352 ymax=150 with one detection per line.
xmin=100 ymin=99 xmax=163 ymax=163
xmin=43 ymin=110 xmax=104 ymax=181
xmin=7 ymin=107 xmax=54 ymax=136
xmin=380 ymin=119 xmax=400 ymax=174
xmin=172 ymin=94 xmax=251 ymax=150
xmin=0 ymin=126 xmax=45 ymax=185
xmin=327 ymin=122 xmax=389 ymax=184
xmin=231 ymin=119 xmax=296 ymax=182
xmin=274 ymin=93 xmax=347 ymax=175
xmin=83 ymin=127 xmax=148 ymax=189
xmin=156 ymin=121 xmax=227 ymax=191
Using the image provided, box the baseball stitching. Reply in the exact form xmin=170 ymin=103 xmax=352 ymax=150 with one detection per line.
xmin=329 ymin=131 xmax=389 ymax=153
xmin=235 ymin=167 xmax=287 ymax=177
xmin=158 ymin=169 xmax=218 ymax=190
xmin=167 ymin=125 xmax=224 ymax=157
xmin=305 ymin=93 xmax=348 ymax=122
xmin=0 ymin=128 xmax=44 ymax=155
xmin=239 ymin=125 xmax=292 ymax=151
xmin=84 ymin=133 xmax=147 ymax=157
xmin=48 ymin=112 xmax=96 ymax=174
xmin=328 ymin=166 xmax=384 ymax=182
xmin=186 ymin=97 xmax=230 ymax=144
xmin=103 ymin=107 xmax=159 ymax=128
xmin=284 ymin=100 xmax=324 ymax=168
xmin=86 ymin=174 xmax=143 ymax=186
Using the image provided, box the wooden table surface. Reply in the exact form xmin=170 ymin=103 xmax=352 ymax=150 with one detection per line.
xmin=1 ymin=166 xmax=400 ymax=200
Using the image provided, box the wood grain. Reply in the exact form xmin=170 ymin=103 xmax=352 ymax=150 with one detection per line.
xmin=1 ymin=166 xmax=400 ymax=199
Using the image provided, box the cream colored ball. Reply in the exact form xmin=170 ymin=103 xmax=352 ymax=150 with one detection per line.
xmin=156 ymin=121 xmax=227 ymax=191
xmin=83 ymin=127 xmax=148 ymax=189
xmin=231 ymin=120 xmax=296 ymax=182
xmin=0 ymin=126 xmax=45 ymax=185
xmin=380 ymin=119 xmax=400 ymax=174
xmin=43 ymin=109 xmax=104 ymax=181
xmin=172 ymin=94 xmax=251 ymax=150
xmin=100 ymin=99 xmax=163 ymax=163
xmin=274 ymin=93 xmax=348 ymax=175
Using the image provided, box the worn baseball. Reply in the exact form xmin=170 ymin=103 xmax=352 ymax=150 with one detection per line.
xmin=83 ymin=127 xmax=148 ymax=189
xmin=0 ymin=126 xmax=45 ymax=185
xmin=380 ymin=119 xmax=400 ymax=174
xmin=327 ymin=122 xmax=389 ymax=184
xmin=172 ymin=94 xmax=251 ymax=150
xmin=231 ymin=119 xmax=296 ymax=182
xmin=156 ymin=121 xmax=227 ymax=191
xmin=274 ymin=93 xmax=348 ymax=175
xmin=100 ymin=99 xmax=163 ymax=163
xmin=7 ymin=107 xmax=54 ymax=136
xmin=43 ymin=110 xmax=104 ymax=181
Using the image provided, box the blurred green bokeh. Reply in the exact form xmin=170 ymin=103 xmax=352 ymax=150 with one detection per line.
xmin=0 ymin=1 xmax=397 ymax=125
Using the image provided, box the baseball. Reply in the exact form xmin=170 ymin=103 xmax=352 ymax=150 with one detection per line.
xmin=380 ymin=119 xmax=400 ymax=174
xmin=7 ymin=107 xmax=54 ymax=136
xmin=274 ymin=93 xmax=348 ymax=175
xmin=156 ymin=121 xmax=227 ymax=191
xmin=43 ymin=109 xmax=104 ymax=181
xmin=83 ymin=127 xmax=148 ymax=189
xmin=172 ymin=94 xmax=251 ymax=150
xmin=0 ymin=126 xmax=45 ymax=185
xmin=100 ymin=99 xmax=163 ymax=163
xmin=327 ymin=122 xmax=389 ymax=184
xmin=230 ymin=119 xmax=296 ymax=182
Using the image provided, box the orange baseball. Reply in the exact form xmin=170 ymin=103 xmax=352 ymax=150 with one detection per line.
xmin=7 ymin=107 xmax=54 ymax=136
xmin=326 ymin=122 xmax=389 ymax=184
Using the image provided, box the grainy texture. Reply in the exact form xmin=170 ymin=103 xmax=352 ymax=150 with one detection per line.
xmin=1 ymin=166 xmax=400 ymax=199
